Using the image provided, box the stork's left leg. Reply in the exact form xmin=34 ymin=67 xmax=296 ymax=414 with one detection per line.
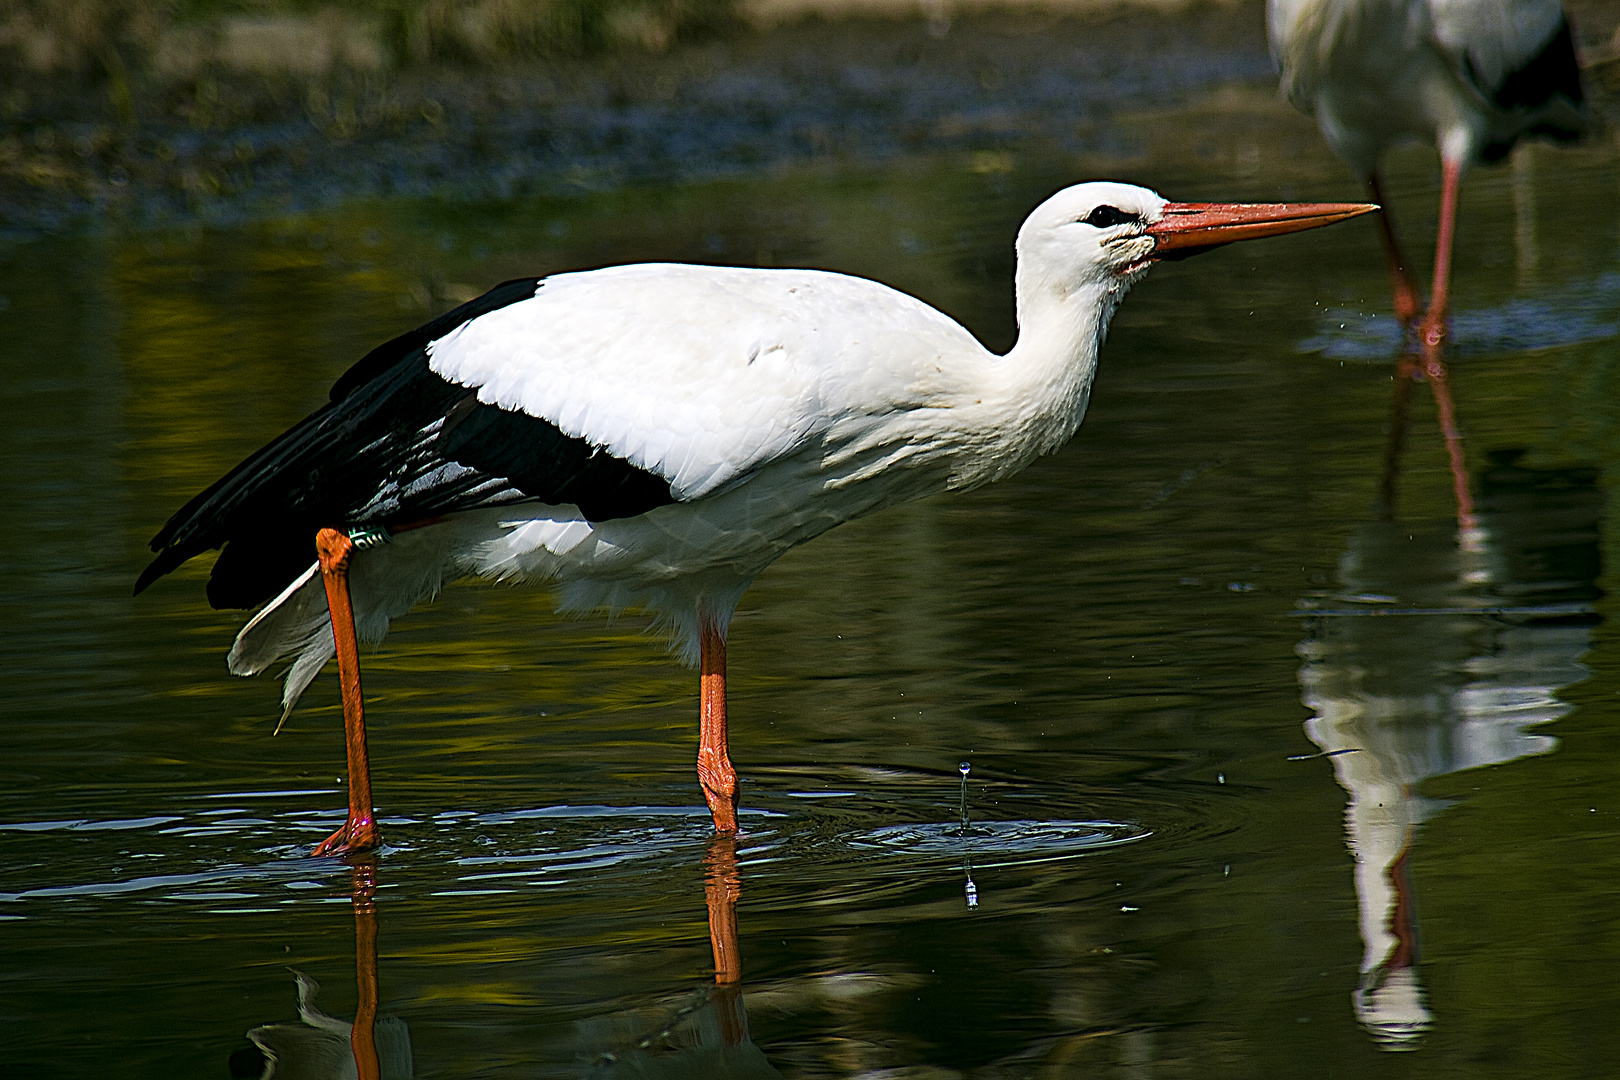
xmin=313 ymin=527 xmax=381 ymax=857
xmin=1417 ymin=157 xmax=1463 ymax=363
xmin=697 ymin=616 xmax=739 ymax=834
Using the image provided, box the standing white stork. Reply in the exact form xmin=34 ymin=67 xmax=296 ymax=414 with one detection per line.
xmin=1268 ymin=0 xmax=1587 ymax=352
xmin=135 ymin=182 xmax=1372 ymax=856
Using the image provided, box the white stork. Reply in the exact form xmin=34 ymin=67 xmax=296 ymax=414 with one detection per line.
xmin=135 ymin=182 xmax=1372 ymax=856
xmin=1268 ymin=0 xmax=1588 ymax=357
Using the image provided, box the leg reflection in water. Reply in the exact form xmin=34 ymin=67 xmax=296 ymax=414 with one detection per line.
xmin=229 ymin=856 xmax=411 ymax=1079
xmin=581 ymin=834 xmax=782 ymax=1078
xmin=227 ymin=839 xmax=779 ymax=1078
xmin=1377 ymin=350 xmax=1478 ymax=543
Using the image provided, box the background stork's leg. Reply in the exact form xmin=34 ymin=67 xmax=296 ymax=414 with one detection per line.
xmin=697 ymin=616 xmax=739 ymax=834
xmin=313 ymin=528 xmax=381 ymax=856
xmin=1367 ymin=173 xmax=1421 ymax=327
xmin=1417 ymin=157 xmax=1463 ymax=361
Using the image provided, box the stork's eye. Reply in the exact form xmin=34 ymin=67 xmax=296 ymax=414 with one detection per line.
xmin=1081 ymin=205 xmax=1140 ymax=228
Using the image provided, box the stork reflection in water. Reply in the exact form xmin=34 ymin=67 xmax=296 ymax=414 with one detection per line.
xmin=1295 ymin=450 xmax=1599 ymax=1047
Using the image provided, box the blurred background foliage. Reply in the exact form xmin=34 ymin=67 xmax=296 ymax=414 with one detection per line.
xmin=0 ymin=0 xmax=737 ymax=78
xmin=3 ymin=0 xmax=1618 ymax=235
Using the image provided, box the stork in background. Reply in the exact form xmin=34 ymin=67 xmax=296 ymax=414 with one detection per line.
xmin=135 ymin=183 xmax=1372 ymax=856
xmin=1269 ymin=0 xmax=1588 ymax=536
xmin=1269 ymin=0 xmax=1588 ymax=352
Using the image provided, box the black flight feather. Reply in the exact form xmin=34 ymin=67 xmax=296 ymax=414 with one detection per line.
xmin=135 ymin=277 xmax=677 ymax=609
xmin=1474 ymin=18 xmax=1587 ymax=162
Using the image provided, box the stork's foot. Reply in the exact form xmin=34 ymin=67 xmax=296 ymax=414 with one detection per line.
xmin=698 ymin=750 xmax=739 ymax=835
xmin=313 ymin=813 xmax=381 ymax=857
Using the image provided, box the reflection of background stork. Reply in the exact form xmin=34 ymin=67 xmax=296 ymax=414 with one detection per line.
xmin=1296 ymin=450 xmax=1600 ymax=1048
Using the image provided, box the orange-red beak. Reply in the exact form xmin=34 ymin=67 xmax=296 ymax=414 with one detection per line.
xmin=1147 ymin=201 xmax=1378 ymax=260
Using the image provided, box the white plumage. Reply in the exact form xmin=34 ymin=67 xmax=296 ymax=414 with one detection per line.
xmin=230 ymin=184 xmax=1163 ymax=712
xmin=139 ymin=180 xmax=1372 ymax=851
xmin=1269 ymin=0 xmax=1582 ymax=172
xmin=1268 ymin=0 xmax=1585 ymax=348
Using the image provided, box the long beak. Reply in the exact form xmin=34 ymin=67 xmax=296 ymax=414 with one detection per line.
xmin=1148 ymin=201 xmax=1378 ymax=260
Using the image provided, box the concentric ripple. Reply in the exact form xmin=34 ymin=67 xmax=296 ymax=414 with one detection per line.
xmin=857 ymin=818 xmax=1149 ymax=864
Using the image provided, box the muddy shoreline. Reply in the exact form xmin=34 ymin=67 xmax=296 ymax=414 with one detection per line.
xmin=4 ymin=0 xmax=1616 ymax=238
xmin=1 ymin=4 xmax=1281 ymax=235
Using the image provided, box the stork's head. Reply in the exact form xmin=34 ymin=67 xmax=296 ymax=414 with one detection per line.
xmin=1015 ymin=181 xmax=1375 ymax=299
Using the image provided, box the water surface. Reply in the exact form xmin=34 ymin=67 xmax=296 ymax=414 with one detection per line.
xmin=3 ymin=72 xmax=1620 ymax=1079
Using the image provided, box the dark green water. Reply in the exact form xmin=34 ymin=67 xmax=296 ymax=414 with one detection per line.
xmin=3 ymin=99 xmax=1619 ymax=1077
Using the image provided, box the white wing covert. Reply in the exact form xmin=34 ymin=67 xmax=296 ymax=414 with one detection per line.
xmin=426 ymin=264 xmax=986 ymax=503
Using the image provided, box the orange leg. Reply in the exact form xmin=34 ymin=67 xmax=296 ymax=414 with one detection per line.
xmin=697 ymin=616 xmax=738 ymax=834
xmin=704 ymin=834 xmax=748 ymax=1044
xmin=1367 ymin=173 xmax=1421 ymax=328
xmin=314 ymin=528 xmax=381 ymax=857
xmin=705 ymin=834 xmax=743 ymax=987
xmin=1417 ymin=157 xmax=1463 ymax=362
xmin=1408 ymin=158 xmax=1476 ymax=539
xmin=349 ymin=856 xmax=381 ymax=1080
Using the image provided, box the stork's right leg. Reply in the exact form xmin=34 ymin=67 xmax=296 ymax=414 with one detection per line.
xmin=1367 ymin=174 xmax=1421 ymax=328
xmin=697 ymin=616 xmax=739 ymax=834
xmin=313 ymin=528 xmax=381 ymax=857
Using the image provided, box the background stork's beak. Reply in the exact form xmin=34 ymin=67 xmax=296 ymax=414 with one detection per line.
xmin=1148 ymin=201 xmax=1378 ymax=260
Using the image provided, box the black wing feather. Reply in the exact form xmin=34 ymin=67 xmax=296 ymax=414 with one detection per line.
xmin=1476 ymin=18 xmax=1587 ymax=162
xmin=136 ymin=277 xmax=677 ymax=609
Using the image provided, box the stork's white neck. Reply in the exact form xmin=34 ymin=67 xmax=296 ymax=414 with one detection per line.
xmin=972 ymin=274 xmax=1128 ymax=483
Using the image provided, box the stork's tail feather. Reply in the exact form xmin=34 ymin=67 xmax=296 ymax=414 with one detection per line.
xmin=227 ymin=563 xmax=335 ymax=725
xmin=226 ymin=526 xmax=460 ymax=724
